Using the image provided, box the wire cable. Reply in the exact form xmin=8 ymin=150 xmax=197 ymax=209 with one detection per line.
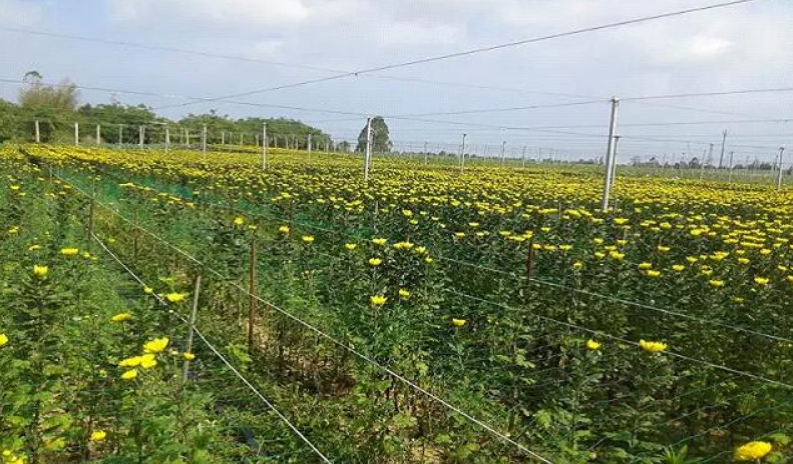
xmin=55 ymin=171 xmax=555 ymax=463
xmin=91 ymin=231 xmax=335 ymax=464
xmin=175 ymin=0 xmax=767 ymax=105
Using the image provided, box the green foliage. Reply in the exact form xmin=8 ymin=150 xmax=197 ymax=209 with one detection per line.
xmin=356 ymin=116 xmax=392 ymax=153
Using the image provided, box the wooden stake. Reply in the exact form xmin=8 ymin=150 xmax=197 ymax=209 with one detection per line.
xmin=525 ymin=240 xmax=535 ymax=282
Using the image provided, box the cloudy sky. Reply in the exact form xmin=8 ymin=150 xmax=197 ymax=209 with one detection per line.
xmin=1 ymin=0 xmax=791 ymax=162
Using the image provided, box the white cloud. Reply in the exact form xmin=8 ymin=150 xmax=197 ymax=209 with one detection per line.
xmin=251 ymin=40 xmax=285 ymax=59
xmin=688 ymin=36 xmax=732 ymax=58
xmin=106 ymin=0 xmax=310 ymax=28
xmin=0 ymin=0 xmax=43 ymax=27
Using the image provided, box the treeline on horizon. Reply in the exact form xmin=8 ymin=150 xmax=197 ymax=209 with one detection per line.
xmin=0 ymin=73 xmax=335 ymax=149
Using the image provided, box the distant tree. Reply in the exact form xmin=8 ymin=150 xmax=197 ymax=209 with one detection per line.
xmin=18 ymin=71 xmax=79 ymax=112
xmin=78 ymin=104 xmax=164 ymax=144
xmin=336 ymin=141 xmax=351 ymax=152
xmin=356 ymin=116 xmax=391 ymax=153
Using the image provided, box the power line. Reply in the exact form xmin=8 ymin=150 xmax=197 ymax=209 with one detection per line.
xmin=176 ymin=0 xmax=766 ymax=107
xmin=388 ymin=100 xmax=606 ymax=117
xmin=0 ymin=25 xmax=601 ymax=105
xmin=2 ymin=25 xmax=769 ymax=121
xmin=623 ymin=87 xmax=793 ymax=101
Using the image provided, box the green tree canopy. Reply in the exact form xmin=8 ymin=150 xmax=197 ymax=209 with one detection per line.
xmin=356 ymin=117 xmax=391 ymax=153
xmin=18 ymin=71 xmax=79 ymax=112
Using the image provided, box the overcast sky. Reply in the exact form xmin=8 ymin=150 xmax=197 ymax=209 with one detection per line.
xmin=1 ymin=0 xmax=791 ymax=162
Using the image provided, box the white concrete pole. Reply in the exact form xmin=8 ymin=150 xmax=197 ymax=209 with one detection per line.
xmin=600 ymin=97 xmax=620 ymax=212
xmin=262 ymin=123 xmax=268 ymax=171
xmin=459 ymin=133 xmax=467 ymax=173
xmin=776 ymin=147 xmax=785 ymax=190
xmin=364 ymin=118 xmax=373 ymax=182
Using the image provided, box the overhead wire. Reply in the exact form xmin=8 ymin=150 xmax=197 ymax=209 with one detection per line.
xmin=90 ymin=232 xmax=334 ymax=464
xmin=162 ymin=0 xmax=768 ymax=107
xmin=51 ymin=169 xmax=556 ymax=464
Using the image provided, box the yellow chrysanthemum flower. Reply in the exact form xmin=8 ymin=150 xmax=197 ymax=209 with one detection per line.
xmin=734 ymin=441 xmax=772 ymax=461
xmin=451 ymin=318 xmax=467 ymax=327
xmin=183 ymin=352 xmax=196 ymax=361
xmin=301 ymin=235 xmax=315 ymax=243
xmin=0 ymin=333 xmax=8 ymax=347
xmin=586 ymin=339 xmax=601 ymax=350
xmin=165 ymin=293 xmax=188 ymax=303
xmin=368 ymin=258 xmax=382 ymax=267
xmin=139 ymin=354 xmax=157 ymax=369
xmin=143 ymin=337 xmax=169 ymax=354
xmin=639 ymin=340 xmax=668 ymax=353
xmin=60 ymin=247 xmax=79 ymax=257
xmin=89 ymin=431 xmax=107 ymax=442
xmin=370 ymin=295 xmax=388 ymax=306
xmin=33 ymin=265 xmax=49 ymax=278
xmin=111 ymin=313 xmax=133 ymax=322
xmin=121 ymin=369 xmax=138 ymax=380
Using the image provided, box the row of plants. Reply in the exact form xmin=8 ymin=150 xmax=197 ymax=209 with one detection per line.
xmin=2 ymin=143 xmax=791 ymax=462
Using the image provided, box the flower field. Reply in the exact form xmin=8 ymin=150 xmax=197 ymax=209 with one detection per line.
xmin=1 ymin=143 xmax=792 ymax=463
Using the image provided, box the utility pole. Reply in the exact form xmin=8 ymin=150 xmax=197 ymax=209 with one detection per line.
xmin=139 ymin=126 xmax=145 ymax=148
xmin=96 ymin=124 xmax=101 ymax=146
xmin=118 ymin=125 xmax=123 ymax=146
xmin=423 ymin=141 xmax=428 ymax=164
xmin=307 ymin=133 xmax=312 ymax=154
xmin=364 ymin=118 xmax=372 ymax=182
xmin=601 ymin=97 xmax=620 ymax=212
xmin=728 ymin=151 xmax=735 ymax=182
xmin=34 ymin=120 xmax=40 ymax=143
xmin=776 ymin=147 xmax=786 ymax=190
xmin=459 ymin=133 xmax=467 ymax=174
xmin=500 ymin=141 xmax=507 ymax=165
xmin=261 ymin=123 xmax=268 ymax=171
xmin=522 ymin=146 xmax=527 ymax=168
xmin=165 ymin=126 xmax=171 ymax=153
xmin=699 ymin=148 xmax=707 ymax=180
xmin=74 ymin=122 xmax=80 ymax=146
xmin=718 ymin=130 xmax=727 ymax=169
